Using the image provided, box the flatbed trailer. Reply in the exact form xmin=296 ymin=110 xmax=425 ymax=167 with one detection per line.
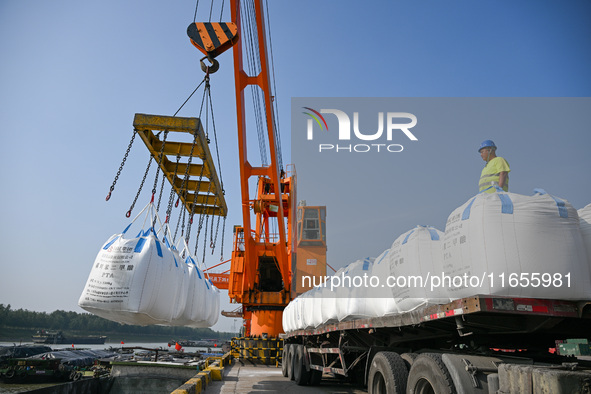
xmin=281 ymin=295 xmax=591 ymax=393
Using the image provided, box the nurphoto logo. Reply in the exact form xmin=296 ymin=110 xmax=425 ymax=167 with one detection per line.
xmin=302 ymin=107 xmax=418 ymax=153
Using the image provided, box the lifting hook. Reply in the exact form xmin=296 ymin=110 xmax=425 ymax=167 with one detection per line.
xmin=200 ymin=56 xmax=220 ymax=74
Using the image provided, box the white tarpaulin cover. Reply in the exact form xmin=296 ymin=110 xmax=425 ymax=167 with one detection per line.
xmin=78 ymin=203 xmax=219 ymax=327
xmin=283 ymin=190 xmax=591 ymax=333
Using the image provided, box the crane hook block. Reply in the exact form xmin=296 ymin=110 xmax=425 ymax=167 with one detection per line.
xmin=187 ymin=22 xmax=238 ymax=59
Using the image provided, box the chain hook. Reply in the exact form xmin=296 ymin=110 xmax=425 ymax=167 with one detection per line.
xmin=200 ymin=56 xmax=220 ymax=74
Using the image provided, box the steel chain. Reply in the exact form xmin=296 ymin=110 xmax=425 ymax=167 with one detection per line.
xmin=126 ymin=155 xmax=153 ymax=217
xmin=202 ymin=213 xmax=210 ymax=265
xmin=106 ymin=130 xmax=136 ymax=201
xmin=192 ymin=181 xmax=212 ymax=255
xmin=151 ymin=130 xmax=169 ymax=198
xmin=219 ymin=216 xmax=226 ymax=261
xmin=210 ymin=196 xmax=218 ymax=249
xmin=165 ymin=154 xmax=182 ymax=222
xmin=185 ymin=164 xmax=206 ymax=242
xmin=211 ymin=214 xmax=221 ymax=254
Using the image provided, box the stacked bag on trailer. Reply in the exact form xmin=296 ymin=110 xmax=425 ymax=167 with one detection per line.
xmin=371 ymin=225 xmax=447 ymax=316
xmin=335 ymin=258 xmax=376 ymax=321
xmin=442 ymin=189 xmax=591 ymax=300
xmin=78 ymin=203 xmax=219 ymax=327
xmin=578 ymin=204 xmax=591 ymax=267
xmin=283 ymin=226 xmax=446 ymax=331
xmin=283 ymin=190 xmax=591 ymax=333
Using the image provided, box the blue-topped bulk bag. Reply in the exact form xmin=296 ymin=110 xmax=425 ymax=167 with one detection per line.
xmin=578 ymin=204 xmax=591 ymax=269
xmin=443 ymin=191 xmax=590 ymax=300
xmin=79 ymin=202 xmax=220 ymax=328
xmin=374 ymin=225 xmax=446 ymax=315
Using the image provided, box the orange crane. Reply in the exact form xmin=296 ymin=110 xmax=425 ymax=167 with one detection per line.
xmin=225 ymin=0 xmax=294 ymax=339
xmin=187 ymin=0 xmax=295 ymax=340
xmin=187 ymin=1 xmax=328 ymax=364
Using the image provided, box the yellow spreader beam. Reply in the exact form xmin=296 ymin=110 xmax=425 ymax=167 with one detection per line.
xmin=133 ymin=113 xmax=227 ymax=217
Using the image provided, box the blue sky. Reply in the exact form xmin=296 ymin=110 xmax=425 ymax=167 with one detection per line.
xmin=1 ymin=0 xmax=590 ymax=333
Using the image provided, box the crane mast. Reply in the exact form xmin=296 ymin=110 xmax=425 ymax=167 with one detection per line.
xmin=187 ymin=0 xmax=325 ymax=347
xmin=227 ymin=0 xmax=294 ymax=338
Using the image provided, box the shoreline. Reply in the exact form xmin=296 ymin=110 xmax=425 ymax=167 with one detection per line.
xmin=0 ymin=328 xmax=232 ymax=345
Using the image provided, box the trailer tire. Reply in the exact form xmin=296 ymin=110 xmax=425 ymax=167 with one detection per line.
xmin=400 ymin=353 xmax=418 ymax=370
xmin=282 ymin=344 xmax=290 ymax=377
xmin=287 ymin=344 xmax=296 ymax=380
xmin=309 ymin=368 xmax=322 ymax=386
xmin=293 ymin=345 xmax=311 ymax=386
xmin=4 ymin=368 xmax=15 ymax=379
xmin=367 ymin=351 xmax=408 ymax=394
xmin=407 ymin=353 xmax=456 ymax=394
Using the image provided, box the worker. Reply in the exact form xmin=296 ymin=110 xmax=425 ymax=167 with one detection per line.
xmin=478 ymin=140 xmax=510 ymax=193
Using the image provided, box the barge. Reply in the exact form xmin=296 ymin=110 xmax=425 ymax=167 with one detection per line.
xmin=32 ymin=330 xmax=107 ymax=345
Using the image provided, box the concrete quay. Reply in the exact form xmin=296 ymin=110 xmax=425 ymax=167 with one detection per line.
xmin=205 ymin=362 xmax=366 ymax=394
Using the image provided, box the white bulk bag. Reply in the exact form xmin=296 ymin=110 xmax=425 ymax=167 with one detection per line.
xmin=318 ymin=282 xmax=338 ymax=326
xmin=169 ymin=246 xmax=189 ymax=322
xmin=150 ymin=241 xmax=184 ymax=323
xmin=305 ymin=289 xmax=321 ymax=329
xmin=203 ymin=278 xmax=220 ymax=327
xmin=578 ymin=204 xmax=591 ymax=267
xmin=369 ymin=249 xmax=399 ymax=317
xmin=173 ymin=257 xmax=199 ymax=327
xmin=288 ymin=296 xmax=298 ymax=331
xmin=307 ymin=286 xmax=324 ymax=328
xmin=79 ymin=202 xmax=220 ymax=327
xmin=79 ymin=228 xmax=180 ymax=325
xmin=181 ymin=256 xmax=220 ymax=328
xmin=442 ymin=189 xmax=591 ymax=300
xmin=282 ymin=302 xmax=291 ymax=332
xmin=189 ymin=259 xmax=209 ymax=324
xmin=388 ymin=226 xmax=446 ymax=313
xmin=321 ymin=265 xmax=345 ymax=325
xmin=293 ymin=295 xmax=305 ymax=330
xmin=299 ymin=290 xmax=315 ymax=329
xmin=167 ymin=233 xmax=219 ymax=328
xmin=337 ymin=258 xmax=375 ymax=321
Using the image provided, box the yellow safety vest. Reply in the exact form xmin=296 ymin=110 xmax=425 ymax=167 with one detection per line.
xmin=479 ymin=157 xmax=510 ymax=193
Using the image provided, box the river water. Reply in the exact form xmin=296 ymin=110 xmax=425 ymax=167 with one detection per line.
xmin=0 ymin=341 xmax=220 ymax=393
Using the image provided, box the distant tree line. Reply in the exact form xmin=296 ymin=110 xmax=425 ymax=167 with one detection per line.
xmin=0 ymin=304 xmax=234 ymax=339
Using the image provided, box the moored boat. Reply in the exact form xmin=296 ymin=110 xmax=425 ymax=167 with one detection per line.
xmin=32 ymin=330 xmax=106 ymax=345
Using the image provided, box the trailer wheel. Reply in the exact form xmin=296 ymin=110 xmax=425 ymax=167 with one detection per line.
xmin=400 ymin=353 xmax=418 ymax=370
xmin=287 ymin=344 xmax=296 ymax=380
xmin=293 ymin=345 xmax=311 ymax=386
xmin=367 ymin=351 xmax=408 ymax=394
xmin=282 ymin=344 xmax=290 ymax=377
xmin=407 ymin=353 xmax=456 ymax=394
xmin=309 ymin=368 xmax=322 ymax=386
xmin=4 ymin=368 xmax=15 ymax=379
